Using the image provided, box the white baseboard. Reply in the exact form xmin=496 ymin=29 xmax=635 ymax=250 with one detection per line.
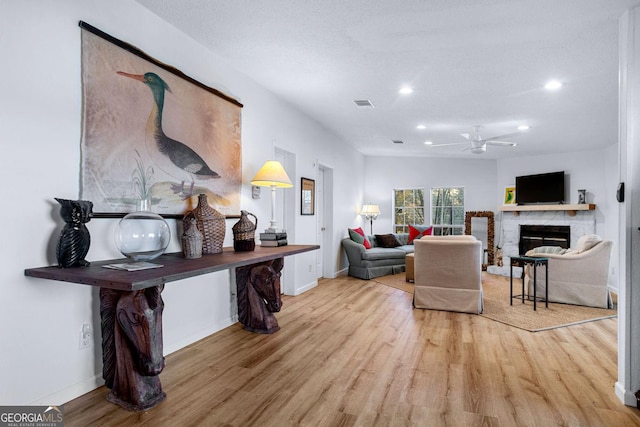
xmin=39 ymin=316 xmax=238 ymax=406
xmin=336 ymin=267 xmax=349 ymax=276
xmin=33 ymin=374 xmax=104 ymax=406
xmin=164 ymin=316 xmax=236 ymax=355
xmin=290 ymin=280 xmax=318 ymax=296
xmin=615 ymin=381 xmax=638 ymax=406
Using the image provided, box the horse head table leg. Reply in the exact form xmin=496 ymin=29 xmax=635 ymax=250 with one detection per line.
xmin=99 ymin=285 xmax=166 ymax=411
xmin=236 ymin=258 xmax=284 ymax=334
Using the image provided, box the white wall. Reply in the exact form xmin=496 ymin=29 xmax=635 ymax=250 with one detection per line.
xmin=0 ymin=0 xmax=364 ymax=405
xmin=496 ymin=148 xmax=616 ymax=235
xmin=363 ymin=156 xmax=498 ymax=233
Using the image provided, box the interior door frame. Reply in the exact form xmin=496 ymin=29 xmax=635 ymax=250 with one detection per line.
xmin=318 ymin=163 xmax=334 ymax=279
xmin=274 ymin=148 xmax=296 ymax=294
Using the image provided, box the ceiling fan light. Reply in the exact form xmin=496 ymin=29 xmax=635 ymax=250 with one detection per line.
xmin=399 ymin=86 xmax=413 ymax=95
xmin=424 ymin=140 xmax=433 ymax=145
xmin=517 ymin=125 xmax=530 ymax=130
xmin=416 ymin=124 xmax=426 ymax=130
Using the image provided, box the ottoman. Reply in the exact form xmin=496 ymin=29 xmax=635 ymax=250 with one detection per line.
xmin=406 ymin=253 xmax=415 ymax=282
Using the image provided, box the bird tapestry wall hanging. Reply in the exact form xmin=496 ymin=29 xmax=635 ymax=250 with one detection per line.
xmin=79 ymin=22 xmax=242 ymax=217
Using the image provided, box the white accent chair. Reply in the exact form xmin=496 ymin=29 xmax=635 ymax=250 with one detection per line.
xmin=413 ymin=235 xmax=483 ymax=314
xmin=524 ymin=235 xmax=613 ymax=308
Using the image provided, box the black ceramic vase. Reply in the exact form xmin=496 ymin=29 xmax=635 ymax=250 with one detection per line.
xmin=55 ymin=198 xmax=93 ymax=268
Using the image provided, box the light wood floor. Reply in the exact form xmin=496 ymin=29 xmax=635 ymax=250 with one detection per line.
xmin=64 ymin=275 xmax=640 ymax=426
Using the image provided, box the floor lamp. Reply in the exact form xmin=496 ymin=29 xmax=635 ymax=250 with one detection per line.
xmin=361 ymin=204 xmax=380 ymax=234
xmin=251 ymin=160 xmax=293 ymax=232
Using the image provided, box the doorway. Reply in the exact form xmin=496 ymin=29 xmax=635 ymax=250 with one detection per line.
xmin=274 ymin=148 xmax=296 ymax=294
xmin=317 ymin=164 xmax=334 ymax=279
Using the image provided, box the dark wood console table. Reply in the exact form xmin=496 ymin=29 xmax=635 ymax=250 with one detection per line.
xmin=25 ymin=245 xmax=319 ymax=411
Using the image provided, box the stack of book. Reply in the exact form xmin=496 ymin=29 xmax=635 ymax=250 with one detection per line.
xmin=260 ymin=231 xmax=288 ymax=247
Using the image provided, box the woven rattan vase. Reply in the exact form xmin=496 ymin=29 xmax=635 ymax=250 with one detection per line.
xmin=182 ymin=217 xmax=203 ymax=259
xmin=186 ymin=194 xmax=225 ymax=255
xmin=232 ymin=210 xmax=257 ymax=252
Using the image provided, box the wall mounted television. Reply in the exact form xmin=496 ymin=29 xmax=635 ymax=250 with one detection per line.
xmin=515 ymin=171 xmax=565 ymax=204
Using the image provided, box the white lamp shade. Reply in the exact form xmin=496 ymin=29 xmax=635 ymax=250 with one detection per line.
xmin=250 ymin=160 xmax=293 ymax=188
xmin=361 ymin=204 xmax=380 ymax=217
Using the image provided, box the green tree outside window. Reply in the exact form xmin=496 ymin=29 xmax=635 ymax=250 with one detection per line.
xmin=393 ymin=188 xmax=425 ymax=233
xmin=431 ymin=187 xmax=465 ymax=235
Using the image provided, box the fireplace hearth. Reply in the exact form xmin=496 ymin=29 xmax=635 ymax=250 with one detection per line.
xmin=487 ymin=209 xmax=595 ymax=277
xmin=519 ymin=225 xmax=570 ymax=254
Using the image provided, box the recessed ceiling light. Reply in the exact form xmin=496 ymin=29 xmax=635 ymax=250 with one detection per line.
xmin=544 ymin=80 xmax=563 ymax=90
xmin=416 ymin=124 xmax=426 ymax=130
xmin=517 ymin=125 xmax=530 ymax=130
xmin=424 ymin=140 xmax=433 ymax=145
xmin=399 ymin=86 xmax=413 ymax=95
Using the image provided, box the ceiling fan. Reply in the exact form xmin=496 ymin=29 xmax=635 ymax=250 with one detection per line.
xmin=429 ymin=125 xmax=520 ymax=154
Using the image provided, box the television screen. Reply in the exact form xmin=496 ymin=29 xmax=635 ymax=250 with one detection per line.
xmin=515 ymin=171 xmax=565 ymax=204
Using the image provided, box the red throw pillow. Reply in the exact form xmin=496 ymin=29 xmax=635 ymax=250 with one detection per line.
xmin=348 ymin=227 xmax=371 ymax=249
xmin=408 ymin=225 xmax=433 ymax=244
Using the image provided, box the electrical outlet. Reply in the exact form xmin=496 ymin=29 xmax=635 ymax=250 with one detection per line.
xmin=79 ymin=323 xmax=92 ymax=350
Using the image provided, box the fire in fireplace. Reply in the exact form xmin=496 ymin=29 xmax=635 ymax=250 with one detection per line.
xmin=519 ymin=225 xmax=570 ymax=255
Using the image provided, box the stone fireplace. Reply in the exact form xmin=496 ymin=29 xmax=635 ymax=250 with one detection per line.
xmin=487 ymin=209 xmax=596 ymax=276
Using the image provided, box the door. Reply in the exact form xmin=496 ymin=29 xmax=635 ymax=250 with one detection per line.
xmin=318 ymin=164 xmax=334 ymax=279
xmin=316 ymin=167 xmax=324 ymax=278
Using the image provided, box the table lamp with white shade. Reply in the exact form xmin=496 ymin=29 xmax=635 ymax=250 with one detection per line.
xmin=251 ymin=160 xmax=293 ymax=232
xmin=361 ymin=203 xmax=380 ymax=234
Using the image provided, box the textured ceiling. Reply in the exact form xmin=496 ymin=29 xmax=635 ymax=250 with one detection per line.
xmin=135 ymin=0 xmax=640 ymax=159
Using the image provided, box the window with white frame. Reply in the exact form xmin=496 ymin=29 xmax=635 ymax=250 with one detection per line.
xmin=393 ymin=188 xmax=425 ymax=233
xmin=431 ymin=187 xmax=465 ymax=235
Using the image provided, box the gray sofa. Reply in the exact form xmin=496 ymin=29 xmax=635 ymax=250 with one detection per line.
xmin=342 ymin=233 xmax=414 ymax=279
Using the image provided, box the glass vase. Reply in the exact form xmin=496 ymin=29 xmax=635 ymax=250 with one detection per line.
xmin=115 ymin=199 xmax=171 ymax=261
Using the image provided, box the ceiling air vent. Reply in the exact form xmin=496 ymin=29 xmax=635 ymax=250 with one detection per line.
xmin=392 ymin=140 xmax=404 ymax=144
xmin=353 ymin=99 xmax=375 ymax=108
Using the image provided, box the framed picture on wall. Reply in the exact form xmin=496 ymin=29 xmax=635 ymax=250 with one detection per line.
xmin=78 ymin=21 xmax=243 ymax=218
xmin=504 ymin=186 xmax=516 ymax=205
xmin=301 ymin=178 xmax=315 ymax=215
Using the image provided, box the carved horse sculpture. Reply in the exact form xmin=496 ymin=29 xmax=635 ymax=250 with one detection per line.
xmin=100 ymin=285 xmax=166 ymax=411
xmin=236 ymin=258 xmax=284 ymax=334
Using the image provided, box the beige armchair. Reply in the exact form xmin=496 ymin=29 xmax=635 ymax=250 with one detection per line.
xmin=413 ymin=235 xmax=483 ymax=314
xmin=524 ymin=236 xmax=613 ymax=308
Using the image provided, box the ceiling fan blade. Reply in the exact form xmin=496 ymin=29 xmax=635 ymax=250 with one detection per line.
xmin=486 ymin=140 xmax=517 ymax=147
xmin=429 ymin=142 xmax=468 ymax=148
xmin=485 ymin=132 xmax=521 ymax=141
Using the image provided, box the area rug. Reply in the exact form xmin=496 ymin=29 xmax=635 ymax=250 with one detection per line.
xmin=372 ymin=272 xmax=617 ymax=332
xmin=372 ymin=273 xmax=415 ymax=294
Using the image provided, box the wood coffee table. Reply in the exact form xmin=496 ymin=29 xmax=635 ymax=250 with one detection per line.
xmin=405 ymin=253 xmax=415 ymax=282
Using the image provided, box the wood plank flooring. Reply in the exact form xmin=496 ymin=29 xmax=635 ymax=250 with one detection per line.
xmin=63 ymin=275 xmax=640 ymax=426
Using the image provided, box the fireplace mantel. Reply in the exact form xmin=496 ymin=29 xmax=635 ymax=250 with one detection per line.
xmin=499 ymin=203 xmax=595 ymax=217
